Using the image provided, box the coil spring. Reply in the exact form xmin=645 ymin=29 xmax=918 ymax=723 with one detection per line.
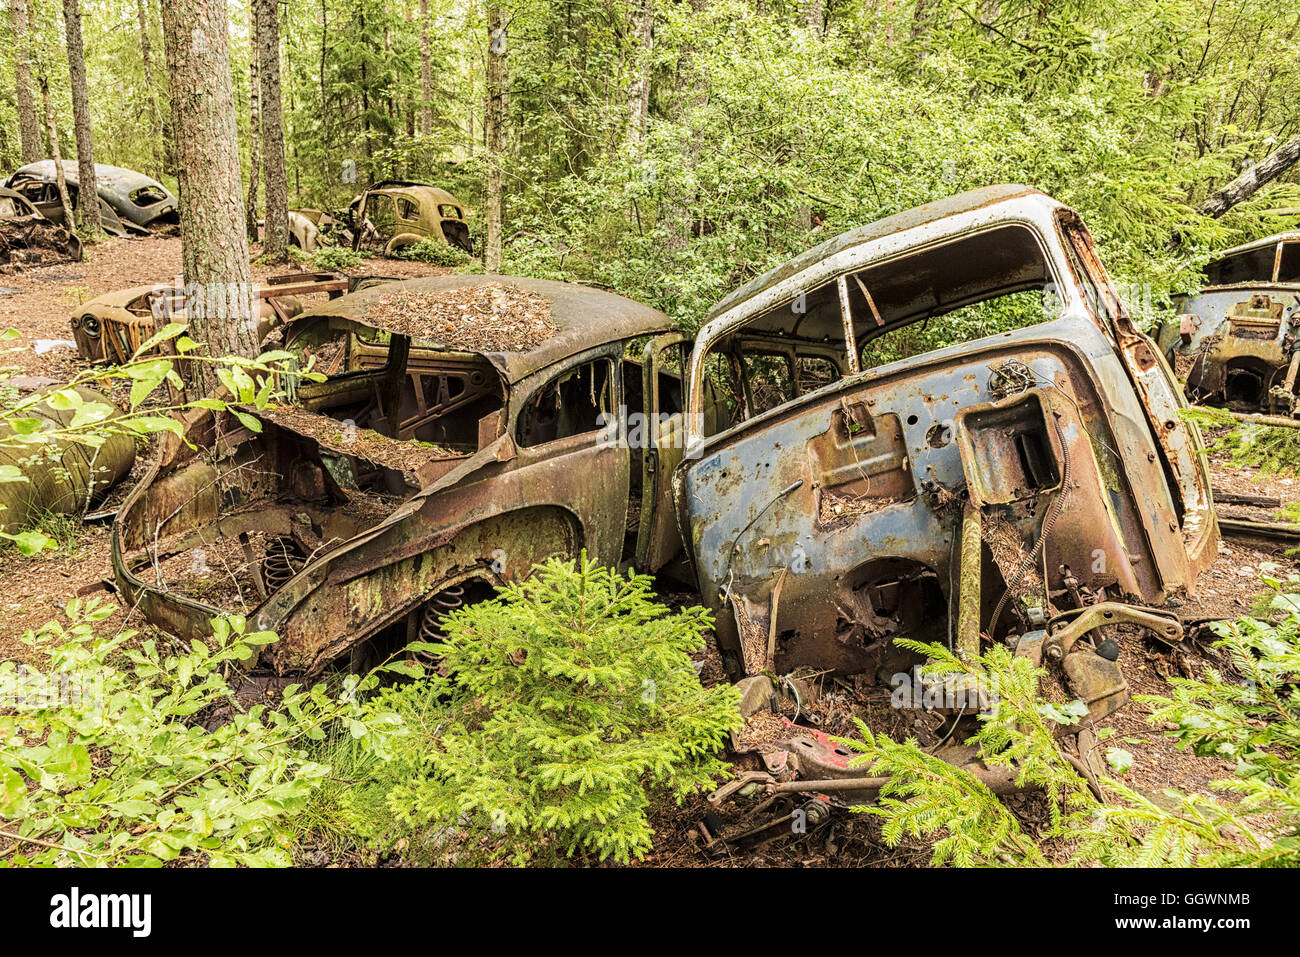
xmin=416 ymin=585 xmax=465 ymax=657
xmin=263 ymin=537 xmax=306 ymax=591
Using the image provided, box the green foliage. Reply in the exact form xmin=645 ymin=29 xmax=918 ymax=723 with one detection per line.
xmin=0 ymin=599 xmax=405 ymax=867
xmin=362 ymin=554 xmax=740 ymax=864
xmin=312 ymin=245 xmax=364 ymax=271
xmin=0 ymin=325 xmax=325 ymax=551
xmin=392 ymin=237 xmax=472 ymax=267
xmin=844 ymin=588 xmax=1300 ymax=867
xmin=1181 ymin=406 xmax=1300 ymax=475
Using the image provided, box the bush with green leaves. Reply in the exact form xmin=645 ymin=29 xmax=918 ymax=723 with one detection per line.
xmin=1181 ymin=406 xmax=1300 ymax=475
xmin=0 ymin=600 xmax=405 ymax=867
xmin=844 ymin=584 xmax=1300 ymax=867
xmin=0 ymin=322 xmax=323 ymax=555
xmin=312 ymin=245 xmax=364 ymax=271
xmin=392 ymin=237 xmax=472 ymax=267
xmin=355 ymin=555 xmax=739 ymax=864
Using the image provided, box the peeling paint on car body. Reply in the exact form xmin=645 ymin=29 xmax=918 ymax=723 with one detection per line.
xmin=676 ymin=185 xmax=1217 ymax=687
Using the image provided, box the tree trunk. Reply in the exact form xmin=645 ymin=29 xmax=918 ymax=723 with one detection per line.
xmin=255 ymin=0 xmax=289 ymax=260
xmin=804 ymin=0 xmax=825 ymax=35
xmin=419 ymin=0 xmax=434 ymax=137
xmin=627 ymin=0 xmax=652 ymax=151
xmin=319 ymin=0 xmax=329 ymax=190
xmin=246 ymin=6 xmax=262 ymax=242
xmin=159 ymin=0 xmax=257 ymax=383
xmin=484 ymin=6 xmax=507 ymax=273
xmin=1198 ymin=134 xmax=1300 ymax=218
xmin=39 ymin=77 xmax=75 ymax=229
xmin=136 ymin=0 xmax=165 ymax=179
xmin=62 ymin=0 xmax=103 ymax=233
xmin=9 ymin=0 xmax=42 ymax=163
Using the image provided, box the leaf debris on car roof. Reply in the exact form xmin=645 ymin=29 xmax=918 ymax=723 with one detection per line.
xmin=360 ymin=281 xmax=557 ymax=353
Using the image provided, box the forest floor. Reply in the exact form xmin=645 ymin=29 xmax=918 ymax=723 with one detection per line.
xmin=1 ymin=235 xmax=1296 ymax=867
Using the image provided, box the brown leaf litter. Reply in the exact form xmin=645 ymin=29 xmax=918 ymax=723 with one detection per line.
xmin=361 ymin=282 xmax=556 ymax=353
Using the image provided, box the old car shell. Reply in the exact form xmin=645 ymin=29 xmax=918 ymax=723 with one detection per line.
xmin=110 ymin=275 xmax=677 ymax=674
xmin=675 ymin=185 xmax=1216 ymax=678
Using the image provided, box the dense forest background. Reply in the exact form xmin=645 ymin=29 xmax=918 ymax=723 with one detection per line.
xmin=3 ymin=0 xmax=1298 ymax=330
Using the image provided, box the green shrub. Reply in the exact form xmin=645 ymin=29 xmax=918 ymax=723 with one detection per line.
xmin=360 ymin=554 xmax=740 ymax=864
xmin=0 ymin=600 xmax=404 ymax=867
xmin=844 ymin=584 xmax=1300 ymax=867
xmin=312 ymin=245 xmax=364 ymax=271
xmin=392 ymin=237 xmax=472 ymax=267
xmin=1181 ymin=406 xmax=1300 ymax=475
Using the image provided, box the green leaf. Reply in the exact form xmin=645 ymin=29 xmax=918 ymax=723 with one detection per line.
xmin=5 ymin=417 xmax=45 ymax=435
xmin=0 ymin=766 xmax=28 ymax=818
xmin=133 ymin=323 xmax=187 ymax=357
xmin=230 ymin=410 xmax=263 ymax=434
xmin=1 ymin=530 xmax=56 ymax=555
xmin=1105 ymin=747 xmax=1134 ymax=774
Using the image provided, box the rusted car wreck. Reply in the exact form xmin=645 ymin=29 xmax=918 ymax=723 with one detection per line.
xmin=1158 ymin=231 xmax=1300 ymax=414
xmin=674 ymin=185 xmax=1215 ymax=794
xmin=0 ymin=186 xmax=82 ymax=268
xmin=110 ymin=276 xmax=684 ymax=674
xmin=110 ymin=186 xmax=1215 ymax=800
xmin=348 ymin=181 xmax=473 ymax=257
xmin=4 ymin=160 xmax=178 ymax=237
xmin=69 ymin=272 xmax=382 ymax=364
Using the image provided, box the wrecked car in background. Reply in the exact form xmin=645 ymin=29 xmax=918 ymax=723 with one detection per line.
xmin=348 ymin=181 xmax=472 ymax=257
xmin=69 ymin=273 xmax=392 ymax=364
xmin=675 ymin=185 xmax=1216 ymax=793
xmin=4 ymin=160 xmax=178 ymax=237
xmin=110 ymin=275 xmax=685 ymax=676
xmin=1157 ymin=231 xmax=1300 ymax=415
xmin=0 ymin=186 xmax=82 ymax=268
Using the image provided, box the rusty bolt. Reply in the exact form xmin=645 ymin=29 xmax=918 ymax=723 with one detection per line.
xmin=1046 ymin=644 xmax=1064 ymax=661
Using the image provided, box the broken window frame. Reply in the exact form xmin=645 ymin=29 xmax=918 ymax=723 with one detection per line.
xmin=686 ymin=221 xmax=1072 ymax=445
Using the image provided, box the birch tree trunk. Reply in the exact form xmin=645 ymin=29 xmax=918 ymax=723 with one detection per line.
xmin=627 ymin=0 xmax=652 ymax=151
xmin=159 ymin=0 xmax=258 ymax=384
xmin=9 ymin=0 xmax=42 ymax=164
xmin=62 ymin=0 xmax=104 ymax=233
xmin=255 ymin=0 xmax=289 ymax=260
xmin=39 ymin=77 xmax=75 ymax=229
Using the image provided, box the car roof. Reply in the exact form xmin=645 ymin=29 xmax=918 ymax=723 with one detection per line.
xmin=7 ymin=160 xmax=167 ymax=194
xmin=295 ymin=274 xmax=674 ymax=383
xmin=1209 ymin=230 xmax=1300 ymax=263
xmin=707 ymin=184 xmax=1052 ymax=322
xmin=367 ymin=182 xmax=464 ymax=209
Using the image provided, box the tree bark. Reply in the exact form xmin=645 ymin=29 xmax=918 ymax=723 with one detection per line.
xmin=419 ymin=0 xmax=434 ymax=137
xmin=246 ymin=7 xmax=262 ymax=242
xmin=159 ymin=0 xmax=257 ymax=381
xmin=9 ymin=0 xmax=42 ymax=163
xmin=62 ymin=0 xmax=103 ymax=233
xmin=484 ymin=6 xmax=507 ymax=273
xmin=39 ymin=77 xmax=75 ymax=229
xmin=1197 ymin=134 xmax=1300 ymax=218
xmin=804 ymin=0 xmax=825 ymax=35
xmin=255 ymin=0 xmax=289 ymax=260
xmin=136 ymin=0 xmax=165 ymax=178
xmin=627 ymin=0 xmax=652 ymax=150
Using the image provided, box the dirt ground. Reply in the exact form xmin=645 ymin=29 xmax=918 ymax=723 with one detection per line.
xmin=1 ymin=235 xmax=1296 ymax=867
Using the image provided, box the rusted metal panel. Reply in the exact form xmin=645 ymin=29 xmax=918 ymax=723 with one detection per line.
xmin=678 ymin=186 xmax=1217 ymax=688
xmin=110 ymin=291 xmax=658 ymax=676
